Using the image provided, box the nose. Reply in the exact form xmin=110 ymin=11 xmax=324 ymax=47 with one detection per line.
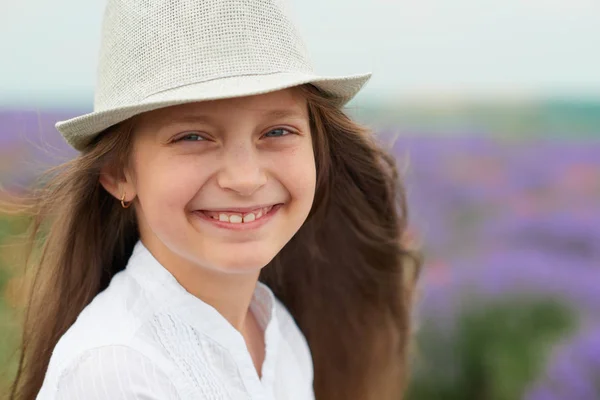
xmin=216 ymin=144 xmax=267 ymax=196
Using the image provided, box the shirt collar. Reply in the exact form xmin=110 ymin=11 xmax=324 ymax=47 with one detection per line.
xmin=124 ymin=240 xmax=278 ymax=353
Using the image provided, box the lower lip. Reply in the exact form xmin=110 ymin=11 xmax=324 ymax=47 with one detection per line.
xmin=193 ymin=204 xmax=283 ymax=231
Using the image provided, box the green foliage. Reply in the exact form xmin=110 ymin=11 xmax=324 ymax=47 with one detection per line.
xmin=406 ymin=297 xmax=575 ymax=400
xmin=0 ymin=214 xmax=27 ymax=290
xmin=0 ymin=214 xmax=29 ymax=394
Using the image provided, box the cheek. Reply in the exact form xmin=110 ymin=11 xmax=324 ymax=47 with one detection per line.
xmin=134 ymin=154 xmax=210 ymax=219
xmin=274 ymin=143 xmax=317 ymax=199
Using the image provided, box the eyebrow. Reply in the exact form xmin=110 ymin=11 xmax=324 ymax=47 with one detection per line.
xmin=260 ymin=108 xmax=307 ymax=121
xmin=162 ymin=108 xmax=308 ymax=127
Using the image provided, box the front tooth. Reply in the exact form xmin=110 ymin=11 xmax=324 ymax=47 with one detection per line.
xmin=229 ymin=214 xmax=242 ymax=224
xmin=219 ymin=214 xmax=229 ymax=222
xmin=256 ymin=210 xmax=263 ymax=219
xmin=243 ymin=213 xmax=256 ymax=223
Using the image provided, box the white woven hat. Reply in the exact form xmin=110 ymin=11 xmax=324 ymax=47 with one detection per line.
xmin=56 ymin=0 xmax=372 ymax=151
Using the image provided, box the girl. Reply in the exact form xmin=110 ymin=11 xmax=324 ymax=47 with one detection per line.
xmin=7 ymin=0 xmax=421 ymax=399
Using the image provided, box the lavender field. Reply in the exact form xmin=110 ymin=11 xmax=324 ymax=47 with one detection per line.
xmin=394 ymin=133 xmax=600 ymax=399
xmin=1 ymin=108 xmax=599 ymax=398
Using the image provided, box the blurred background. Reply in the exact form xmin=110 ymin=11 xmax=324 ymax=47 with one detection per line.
xmin=1 ymin=0 xmax=599 ymax=398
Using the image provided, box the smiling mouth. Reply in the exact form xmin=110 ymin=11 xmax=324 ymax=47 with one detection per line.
xmin=199 ymin=204 xmax=281 ymax=224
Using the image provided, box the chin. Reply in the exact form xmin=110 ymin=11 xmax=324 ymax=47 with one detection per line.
xmin=207 ymin=251 xmax=277 ymax=274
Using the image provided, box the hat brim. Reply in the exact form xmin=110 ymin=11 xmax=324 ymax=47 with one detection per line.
xmin=56 ymin=71 xmax=371 ymax=151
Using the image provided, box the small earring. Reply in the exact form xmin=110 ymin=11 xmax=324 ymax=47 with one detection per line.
xmin=120 ymin=191 xmax=132 ymax=209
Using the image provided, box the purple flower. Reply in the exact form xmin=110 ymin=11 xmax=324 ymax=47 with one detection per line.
xmin=525 ymin=324 xmax=600 ymax=400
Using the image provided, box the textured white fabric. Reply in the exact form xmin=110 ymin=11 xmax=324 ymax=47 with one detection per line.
xmin=56 ymin=0 xmax=371 ymax=151
xmin=36 ymin=241 xmax=315 ymax=400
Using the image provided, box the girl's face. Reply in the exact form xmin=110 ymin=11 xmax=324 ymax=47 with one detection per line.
xmin=126 ymin=88 xmax=316 ymax=274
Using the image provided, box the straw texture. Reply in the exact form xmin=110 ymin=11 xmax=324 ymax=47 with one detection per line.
xmin=56 ymin=0 xmax=371 ymax=151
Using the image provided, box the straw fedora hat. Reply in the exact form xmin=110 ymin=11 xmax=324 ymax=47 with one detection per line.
xmin=56 ymin=0 xmax=372 ymax=151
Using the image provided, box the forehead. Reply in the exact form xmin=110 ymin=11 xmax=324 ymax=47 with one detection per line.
xmin=136 ymin=87 xmax=308 ymax=127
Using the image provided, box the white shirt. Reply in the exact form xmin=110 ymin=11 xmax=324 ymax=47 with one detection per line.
xmin=36 ymin=241 xmax=315 ymax=400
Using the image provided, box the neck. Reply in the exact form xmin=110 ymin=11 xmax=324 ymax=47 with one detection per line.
xmin=181 ymin=267 xmax=260 ymax=330
xmin=141 ymin=238 xmax=260 ymax=331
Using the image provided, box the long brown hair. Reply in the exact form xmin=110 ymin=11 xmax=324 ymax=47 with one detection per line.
xmin=6 ymin=84 xmax=421 ymax=400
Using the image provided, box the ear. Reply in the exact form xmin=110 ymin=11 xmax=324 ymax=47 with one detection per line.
xmin=99 ymin=163 xmax=137 ymax=203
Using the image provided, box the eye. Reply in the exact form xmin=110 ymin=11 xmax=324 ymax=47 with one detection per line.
xmin=264 ymin=128 xmax=293 ymax=138
xmin=173 ymin=132 xmax=206 ymax=142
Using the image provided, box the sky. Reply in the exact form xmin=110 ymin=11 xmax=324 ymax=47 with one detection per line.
xmin=1 ymin=0 xmax=599 ymax=107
